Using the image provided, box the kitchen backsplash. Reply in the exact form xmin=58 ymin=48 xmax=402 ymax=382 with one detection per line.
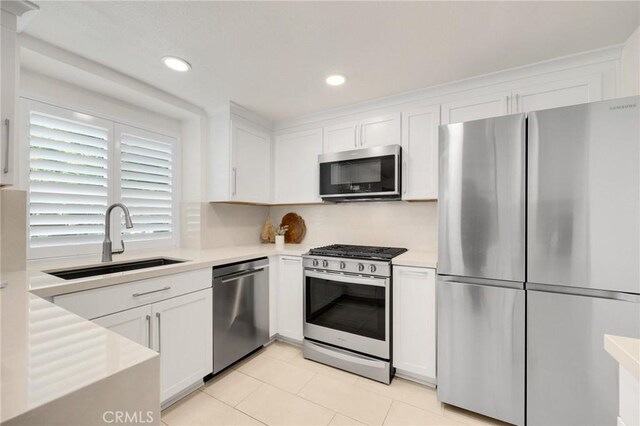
xmin=269 ymin=201 xmax=437 ymax=252
xmin=195 ymin=201 xmax=438 ymax=252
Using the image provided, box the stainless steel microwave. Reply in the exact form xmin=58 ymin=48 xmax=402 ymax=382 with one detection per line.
xmin=318 ymin=145 xmax=402 ymax=201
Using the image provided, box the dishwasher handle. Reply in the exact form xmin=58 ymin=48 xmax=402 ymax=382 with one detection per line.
xmin=219 ymin=267 xmax=266 ymax=284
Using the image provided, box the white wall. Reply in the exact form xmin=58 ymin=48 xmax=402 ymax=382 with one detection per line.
xmin=269 ymin=201 xmax=438 ymax=252
xmin=620 ymin=27 xmax=640 ymax=97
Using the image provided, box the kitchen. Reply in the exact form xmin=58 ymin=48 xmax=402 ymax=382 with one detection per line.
xmin=1 ymin=1 xmax=639 ymax=426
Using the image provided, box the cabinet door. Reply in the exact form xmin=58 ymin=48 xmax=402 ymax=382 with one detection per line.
xmin=323 ymin=121 xmax=359 ymax=153
xmin=93 ymin=305 xmax=153 ymax=348
xmin=512 ymin=74 xmax=602 ymax=113
xmin=0 ymin=22 xmax=16 ymax=186
xmin=401 ymin=105 xmax=440 ymax=200
xmin=441 ymin=91 xmax=511 ymax=124
xmin=153 ymin=288 xmax=213 ymax=403
xmin=393 ymin=266 xmax=436 ymax=381
xmin=360 ymin=112 xmax=401 ymax=148
xmin=277 ymin=256 xmax=303 ymax=342
xmin=273 ymin=128 xmax=323 ymax=204
xmin=231 ymin=120 xmax=271 ymax=203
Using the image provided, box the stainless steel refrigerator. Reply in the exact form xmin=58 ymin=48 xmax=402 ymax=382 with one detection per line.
xmin=527 ymin=97 xmax=640 ymax=425
xmin=437 ymin=113 xmax=526 ymax=426
xmin=437 ymin=96 xmax=640 ymax=426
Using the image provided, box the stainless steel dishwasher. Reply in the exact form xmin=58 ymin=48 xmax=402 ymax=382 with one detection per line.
xmin=212 ymin=257 xmax=269 ymax=374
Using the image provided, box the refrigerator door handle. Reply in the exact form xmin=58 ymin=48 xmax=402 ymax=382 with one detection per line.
xmin=439 ymin=274 xmax=524 ymax=290
xmin=527 ymin=282 xmax=640 ymax=303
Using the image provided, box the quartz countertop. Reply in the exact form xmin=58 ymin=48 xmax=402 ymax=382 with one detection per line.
xmin=28 ymin=245 xmax=311 ymax=298
xmin=391 ymin=250 xmax=438 ymax=268
xmin=605 ymin=334 xmax=640 ymax=380
xmin=0 ymin=269 xmax=159 ymax=423
xmin=1 ymin=243 xmax=434 ymax=423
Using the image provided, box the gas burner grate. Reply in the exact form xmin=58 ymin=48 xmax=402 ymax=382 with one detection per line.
xmin=308 ymin=244 xmax=408 ymax=260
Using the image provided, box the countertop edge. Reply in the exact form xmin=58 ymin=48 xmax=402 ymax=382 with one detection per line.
xmin=604 ymin=334 xmax=640 ymax=380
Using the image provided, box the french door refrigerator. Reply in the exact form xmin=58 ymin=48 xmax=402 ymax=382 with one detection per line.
xmin=437 ymin=113 xmax=526 ymax=426
xmin=527 ymin=97 xmax=640 ymax=425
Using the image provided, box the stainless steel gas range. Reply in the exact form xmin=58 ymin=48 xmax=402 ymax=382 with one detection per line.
xmin=302 ymin=244 xmax=407 ymax=384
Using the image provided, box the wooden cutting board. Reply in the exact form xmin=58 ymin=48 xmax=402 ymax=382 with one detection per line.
xmin=280 ymin=213 xmax=306 ymax=244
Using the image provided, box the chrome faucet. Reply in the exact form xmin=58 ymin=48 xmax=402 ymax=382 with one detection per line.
xmin=102 ymin=203 xmax=134 ymax=262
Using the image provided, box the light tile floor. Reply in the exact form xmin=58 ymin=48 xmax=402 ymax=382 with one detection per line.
xmin=161 ymin=341 xmax=509 ymax=426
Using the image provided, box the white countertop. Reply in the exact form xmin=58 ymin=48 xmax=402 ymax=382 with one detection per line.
xmin=605 ymin=334 xmax=640 ymax=380
xmin=392 ymin=250 xmax=438 ymax=268
xmin=0 ymin=270 xmax=158 ymax=423
xmin=1 ymin=243 xmax=435 ymax=423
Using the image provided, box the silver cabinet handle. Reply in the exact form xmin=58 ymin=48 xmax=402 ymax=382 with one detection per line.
xmin=146 ymin=314 xmax=151 ymax=347
xmin=402 ymin=160 xmax=407 ymax=195
xmin=156 ymin=312 xmax=162 ymax=353
xmin=3 ymin=118 xmax=10 ymax=174
xmin=359 ymin=123 xmax=364 ymax=147
xmin=232 ymin=167 xmax=237 ymax=196
xmin=515 ymin=94 xmax=520 ymax=112
xmin=132 ymin=286 xmax=171 ymax=297
xmin=506 ymin=95 xmax=510 ymax=113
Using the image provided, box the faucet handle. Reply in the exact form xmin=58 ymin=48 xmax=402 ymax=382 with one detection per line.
xmin=113 ymin=240 xmax=125 ymax=256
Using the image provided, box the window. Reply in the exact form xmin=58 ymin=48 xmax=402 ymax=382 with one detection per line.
xmin=24 ymin=100 xmax=179 ymax=259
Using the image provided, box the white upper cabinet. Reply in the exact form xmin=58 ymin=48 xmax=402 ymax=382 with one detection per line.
xmin=401 ymin=105 xmax=440 ymax=200
xmin=231 ymin=119 xmax=271 ymax=203
xmin=207 ymin=104 xmax=272 ymax=204
xmin=393 ymin=266 xmax=437 ymax=382
xmin=323 ymin=120 xmax=359 ymax=153
xmin=511 ymin=74 xmax=603 ymax=113
xmin=323 ymin=113 xmax=401 ymax=153
xmin=273 ymin=128 xmax=323 ymax=204
xmin=441 ymin=91 xmax=511 ymax=125
xmin=0 ymin=11 xmax=17 ymax=186
xmin=360 ymin=112 xmax=401 ymax=148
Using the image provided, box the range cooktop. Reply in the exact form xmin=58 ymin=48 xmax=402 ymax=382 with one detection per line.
xmin=307 ymin=244 xmax=408 ymax=261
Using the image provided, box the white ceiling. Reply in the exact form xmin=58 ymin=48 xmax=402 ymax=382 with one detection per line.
xmin=22 ymin=1 xmax=639 ymax=121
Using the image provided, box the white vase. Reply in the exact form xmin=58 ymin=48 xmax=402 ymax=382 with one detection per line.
xmin=275 ymin=235 xmax=285 ymax=250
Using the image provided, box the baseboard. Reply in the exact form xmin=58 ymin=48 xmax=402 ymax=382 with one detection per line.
xmin=395 ymin=369 xmax=437 ymax=388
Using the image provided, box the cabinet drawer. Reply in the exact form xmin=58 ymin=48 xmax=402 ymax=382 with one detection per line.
xmin=54 ymin=268 xmax=211 ymax=320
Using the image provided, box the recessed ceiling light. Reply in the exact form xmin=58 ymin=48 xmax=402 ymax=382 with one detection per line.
xmin=326 ymin=74 xmax=346 ymax=86
xmin=162 ymin=56 xmax=191 ymax=72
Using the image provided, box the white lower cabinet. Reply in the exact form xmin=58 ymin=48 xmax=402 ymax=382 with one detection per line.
xmin=392 ymin=266 xmax=436 ymax=383
xmin=74 ymin=270 xmax=214 ymax=406
xmin=94 ymin=305 xmax=152 ymax=348
xmin=153 ymin=289 xmax=213 ymax=403
xmin=277 ymin=255 xmax=303 ymax=342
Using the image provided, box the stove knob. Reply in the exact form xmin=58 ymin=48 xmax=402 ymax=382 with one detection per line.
xmin=358 ymin=263 xmax=365 ymax=272
xmin=339 ymin=261 xmax=346 ymax=269
xmin=322 ymin=260 xmax=329 ymax=267
xmin=370 ymin=265 xmax=377 ymax=273
xmin=312 ymin=259 xmax=319 ymax=267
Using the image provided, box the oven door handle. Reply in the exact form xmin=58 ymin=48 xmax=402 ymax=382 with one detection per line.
xmin=304 ymin=269 xmax=388 ymax=287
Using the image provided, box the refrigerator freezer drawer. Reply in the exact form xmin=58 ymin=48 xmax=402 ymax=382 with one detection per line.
xmin=528 ymin=289 xmax=640 ymax=426
xmin=437 ymin=278 xmax=525 ymax=425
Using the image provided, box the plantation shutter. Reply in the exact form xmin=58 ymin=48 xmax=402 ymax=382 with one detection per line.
xmin=28 ymin=109 xmax=111 ymax=254
xmin=119 ymin=127 xmax=174 ymax=244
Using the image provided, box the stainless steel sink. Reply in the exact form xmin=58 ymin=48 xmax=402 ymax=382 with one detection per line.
xmin=45 ymin=257 xmax=186 ymax=280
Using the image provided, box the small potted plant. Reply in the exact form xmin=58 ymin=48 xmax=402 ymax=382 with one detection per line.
xmin=275 ymin=225 xmax=288 ymax=250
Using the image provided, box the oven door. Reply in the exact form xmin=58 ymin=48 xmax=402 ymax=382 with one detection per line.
xmin=319 ymin=145 xmax=401 ymax=200
xmin=303 ymin=269 xmax=390 ymax=359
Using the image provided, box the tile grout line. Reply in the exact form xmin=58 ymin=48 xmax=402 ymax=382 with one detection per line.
xmin=198 ymin=388 xmax=267 ymax=426
xmin=381 ymin=398 xmax=394 ymax=426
